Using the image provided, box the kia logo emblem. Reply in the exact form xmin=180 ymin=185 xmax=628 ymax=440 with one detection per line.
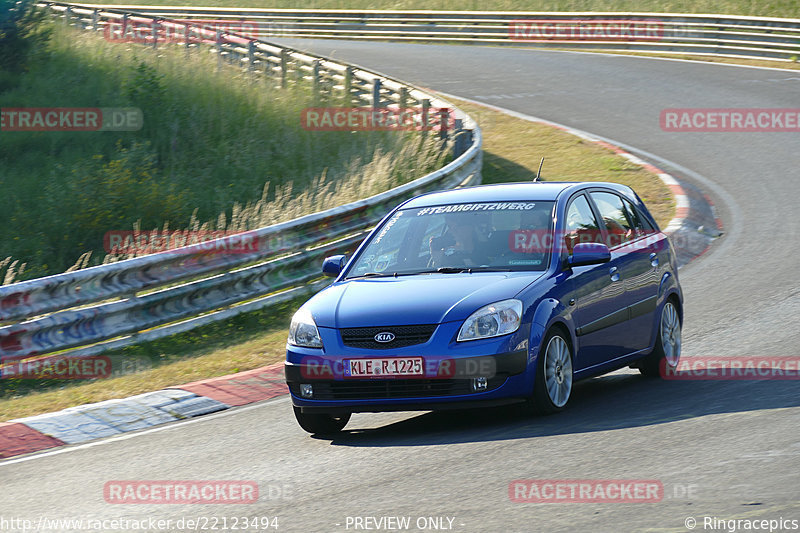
xmin=374 ymin=332 xmax=396 ymax=343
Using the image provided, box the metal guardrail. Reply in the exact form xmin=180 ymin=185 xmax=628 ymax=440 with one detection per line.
xmin=65 ymin=5 xmax=800 ymax=61
xmin=0 ymin=2 xmax=482 ymax=371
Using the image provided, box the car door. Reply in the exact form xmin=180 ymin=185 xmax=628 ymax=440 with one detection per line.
xmin=563 ymin=193 xmax=629 ymax=371
xmin=588 ymin=190 xmax=660 ymax=354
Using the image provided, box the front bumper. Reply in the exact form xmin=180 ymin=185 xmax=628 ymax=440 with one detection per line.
xmin=285 ymin=349 xmax=530 ymax=413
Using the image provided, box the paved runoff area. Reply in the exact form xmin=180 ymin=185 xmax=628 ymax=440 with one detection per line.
xmin=0 ymin=364 xmax=286 ymax=458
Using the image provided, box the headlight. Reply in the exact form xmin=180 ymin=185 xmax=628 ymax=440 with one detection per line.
xmin=457 ymin=299 xmax=523 ymax=342
xmin=288 ymin=307 xmax=323 ymax=348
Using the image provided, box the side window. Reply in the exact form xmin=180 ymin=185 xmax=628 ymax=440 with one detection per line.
xmin=630 ymin=201 xmax=655 ymax=232
xmin=590 ymin=191 xmax=635 ymax=247
xmin=619 ymin=197 xmax=653 ymax=238
xmin=564 ymin=194 xmax=601 ymax=254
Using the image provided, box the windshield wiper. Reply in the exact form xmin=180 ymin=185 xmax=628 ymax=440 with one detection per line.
xmin=345 ymin=272 xmax=397 ymax=279
xmin=347 ymin=267 xmax=514 ymax=279
xmin=434 ymin=267 xmax=515 ymax=273
xmin=414 ymin=267 xmax=515 ymax=274
xmin=347 ymin=269 xmax=465 ymax=278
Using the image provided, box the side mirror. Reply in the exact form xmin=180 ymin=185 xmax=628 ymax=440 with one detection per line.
xmin=322 ymin=255 xmax=347 ymax=277
xmin=568 ymin=242 xmax=611 ymax=267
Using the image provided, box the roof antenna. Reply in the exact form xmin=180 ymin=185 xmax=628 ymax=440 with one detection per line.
xmin=533 ymin=157 xmax=545 ymax=182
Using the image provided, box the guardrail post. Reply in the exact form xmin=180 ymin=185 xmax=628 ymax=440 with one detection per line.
xmin=216 ymin=30 xmax=223 ymax=71
xmin=64 ymin=6 xmax=71 ymax=26
xmin=312 ymin=59 xmax=321 ymax=101
xmin=344 ymin=66 xmax=353 ymax=106
xmin=372 ymin=78 xmax=382 ymax=109
xmin=91 ymin=9 xmax=99 ymax=31
xmin=152 ymin=20 xmax=158 ymax=49
xmin=248 ymin=41 xmax=256 ymax=73
xmin=184 ymin=22 xmax=191 ymax=55
xmin=421 ymin=98 xmax=430 ymax=137
xmin=280 ymin=49 xmax=288 ymax=88
xmin=122 ymin=13 xmax=128 ymax=39
xmin=399 ymin=87 xmax=409 ymax=110
xmin=453 ymin=119 xmax=468 ymax=158
xmin=438 ymin=107 xmax=450 ymax=140
xmin=263 ymin=51 xmax=273 ymax=86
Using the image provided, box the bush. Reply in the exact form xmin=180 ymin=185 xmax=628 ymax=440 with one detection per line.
xmin=0 ymin=0 xmax=50 ymax=78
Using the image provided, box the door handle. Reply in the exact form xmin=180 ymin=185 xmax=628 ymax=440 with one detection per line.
xmin=609 ymin=266 xmax=620 ymax=282
xmin=650 ymin=252 xmax=659 ymax=268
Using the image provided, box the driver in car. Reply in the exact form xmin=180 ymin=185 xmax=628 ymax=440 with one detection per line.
xmin=429 ymin=213 xmax=491 ymax=268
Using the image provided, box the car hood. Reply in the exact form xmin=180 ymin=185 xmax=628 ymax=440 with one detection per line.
xmin=308 ymin=272 xmax=543 ymax=328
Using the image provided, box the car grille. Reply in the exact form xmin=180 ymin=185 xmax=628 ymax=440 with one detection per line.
xmin=290 ymin=376 xmax=506 ymax=400
xmin=340 ymin=324 xmax=437 ymax=349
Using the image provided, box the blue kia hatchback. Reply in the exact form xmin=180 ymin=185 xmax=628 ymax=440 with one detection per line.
xmin=285 ymin=182 xmax=683 ymax=434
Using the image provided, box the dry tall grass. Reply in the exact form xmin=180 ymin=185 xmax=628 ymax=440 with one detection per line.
xmin=100 ymin=137 xmax=449 ymax=263
xmin=0 ymin=21 xmax=451 ymax=283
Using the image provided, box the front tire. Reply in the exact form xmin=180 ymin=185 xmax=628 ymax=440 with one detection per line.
xmin=639 ymin=300 xmax=682 ymax=378
xmin=530 ymin=329 xmax=574 ymax=415
xmin=293 ymin=406 xmax=350 ymax=435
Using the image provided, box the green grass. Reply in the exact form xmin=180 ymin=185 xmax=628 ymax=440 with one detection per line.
xmin=0 ymin=294 xmax=305 ymax=420
xmin=0 ymin=23 xmax=447 ymax=281
xmin=453 ymin=98 xmax=674 ymax=227
xmin=92 ymin=0 xmax=800 ymax=18
xmin=0 ymin=93 xmax=676 ymax=422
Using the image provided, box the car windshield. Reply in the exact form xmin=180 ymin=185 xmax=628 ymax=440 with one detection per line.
xmin=346 ymin=201 xmax=555 ymax=278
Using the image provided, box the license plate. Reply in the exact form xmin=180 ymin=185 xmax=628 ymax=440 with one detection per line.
xmin=344 ymin=357 xmax=424 ymax=378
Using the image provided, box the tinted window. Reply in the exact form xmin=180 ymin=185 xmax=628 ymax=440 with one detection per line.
xmin=590 ymin=191 xmax=636 ymax=247
xmin=619 ymin=196 xmax=653 ymax=237
xmin=346 ymin=201 xmax=555 ymax=277
xmin=627 ymin=199 xmax=655 ymax=232
xmin=564 ymin=194 xmax=602 ymax=254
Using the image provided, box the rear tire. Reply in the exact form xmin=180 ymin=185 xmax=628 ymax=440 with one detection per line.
xmin=293 ymin=406 xmax=350 ymax=435
xmin=639 ymin=300 xmax=682 ymax=378
xmin=529 ymin=328 xmax=574 ymax=415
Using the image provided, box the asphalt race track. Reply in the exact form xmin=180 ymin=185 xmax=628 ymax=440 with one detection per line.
xmin=2 ymin=42 xmax=799 ymax=533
